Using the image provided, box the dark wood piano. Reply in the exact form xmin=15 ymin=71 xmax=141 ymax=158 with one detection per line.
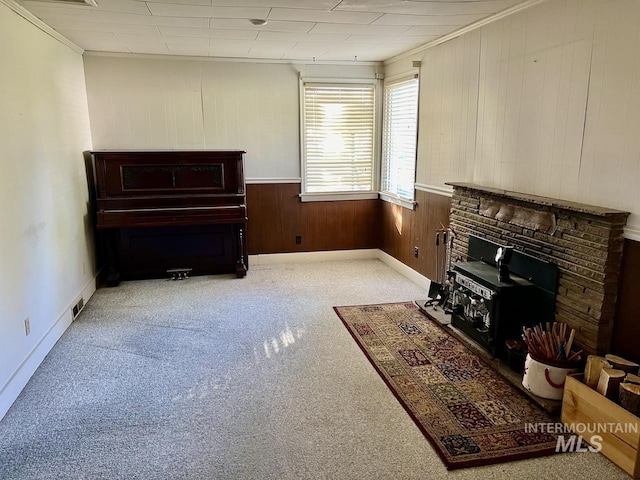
xmin=91 ymin=150 xmax=248 ymax=286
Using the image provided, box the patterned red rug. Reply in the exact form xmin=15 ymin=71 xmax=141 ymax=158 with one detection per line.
xmin=334 ymin=302 xmax=559 ymax=470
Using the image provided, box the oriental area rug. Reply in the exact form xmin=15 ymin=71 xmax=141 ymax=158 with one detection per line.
xmin=334 ymin=302 xmax=559 ymax=470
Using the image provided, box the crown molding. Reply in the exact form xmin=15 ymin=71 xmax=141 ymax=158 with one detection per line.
xmin=83 ymin=51 xmax=382 ymax=66
xmin=384 ymin=0 xmax=547 ymax=65
xmin=1 ymin=0 xmax=83 ymax=54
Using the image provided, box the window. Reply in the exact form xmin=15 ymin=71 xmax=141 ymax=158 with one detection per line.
xmin=380 ymin=77 xmax=419 ymax=206
xmin=301 ymin=82 xmax=376 ymax=198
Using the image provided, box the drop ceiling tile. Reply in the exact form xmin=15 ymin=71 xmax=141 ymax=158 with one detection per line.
xmin=208 ymin=39 xmax=254 ymax=50
xmin=91 ymin=0 xmax=151 ymax=14
xmin=209 ymin=0 xmax=341 ymax=7
xmin=116 ymin=33 xmax=210 ymax=46
xmin=209 ymin=38 xmax=253 ymax=53
xmin=159 ymin=26 xmax=257 ymax=39
xmin=314 ymin=50 xmax=377 ymax=61
xmin=81 ymin=41 xmax=129 ymax=52
xmin=143 ymin=0 xmax=212 ymax=5
xmin=291 ymin=43 xmax=332 ymax=52
xmin=247 ymin=40 xmax=297 ymax=50
xmin=58 ymin=29 xmax=119 ymax=42
xmin=126 ymin=43 xmax=171 ymax=54
xmin=372 ymin=13 xmax=486 ymax=26
xmin=19 ymin=5 xmax=98 ymax=21
xmin=335 ymin=0 xmax=525 ymax=16
xmin=52 ymin=22 xmax=161 ymax=35
xmin=25 ymin=0 xmax=149 ymax=15
xmin=401 ymin=25 xmax=460 ymax=36
xmin=310 ymin=23 xmax=410 ymax=35
xmin=166 ymin=44 xmax=210 ymax=56
xmin=268 ymin=7 xmax=382 ymax=24
xmin=209 ymin=19 xmax=315 ymax=33
xmin=91 ymin=11 xmax=210 ymax=27
xmin=256 ymin=31 xmax=348 ymax=43
xmin=147 ymin=4 xmax=270 ymax=19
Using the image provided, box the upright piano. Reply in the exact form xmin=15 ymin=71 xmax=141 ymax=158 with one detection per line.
xmin=91 ymin=150 xmax=248 ymax=286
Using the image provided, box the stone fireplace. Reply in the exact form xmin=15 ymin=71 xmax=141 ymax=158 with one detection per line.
xmin=447 ymin=182 xmax=629 ymax=355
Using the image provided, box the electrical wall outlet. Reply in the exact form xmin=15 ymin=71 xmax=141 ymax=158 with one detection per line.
xmin=414 ymin=246 xmax=419 ymax=258
xmin=295 ymin=235 xmax=302 ymax=245
xmin=24 ymin=317 xmax=30 ymax=336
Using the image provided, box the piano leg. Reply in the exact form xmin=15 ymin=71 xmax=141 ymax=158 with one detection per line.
xmin=235 ymin=225 xmax=247 ymax=278
xmin=104 ymin=229 xmax=121 ymax=287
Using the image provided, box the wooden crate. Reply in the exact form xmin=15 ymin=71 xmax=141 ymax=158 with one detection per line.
xmin=562 ymin=374 xmax=640 ymax=478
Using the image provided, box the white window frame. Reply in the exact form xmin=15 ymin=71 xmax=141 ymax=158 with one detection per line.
xmin=380 ymin=75 xmax=419 ymax=210
xmin=299 ymin=77 xmax=379 ymax=202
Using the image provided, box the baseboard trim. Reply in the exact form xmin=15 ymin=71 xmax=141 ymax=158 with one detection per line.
xmin=249 ymin=249 xmax=433 ymax=293
xmin=249 ymin=249 xmax=379 ymax=265
xmin=377 ymin=250 xmax=432 ymax=291
xmin=0 ymin=273 xmax=98 ymax=421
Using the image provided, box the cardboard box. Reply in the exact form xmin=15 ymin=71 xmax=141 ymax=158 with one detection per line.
xmin=562 ymin=374 xmax=640 ymax=478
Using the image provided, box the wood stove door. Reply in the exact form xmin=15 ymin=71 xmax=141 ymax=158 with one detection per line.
xmin=451 ymin=285 xmax=496 ymax=355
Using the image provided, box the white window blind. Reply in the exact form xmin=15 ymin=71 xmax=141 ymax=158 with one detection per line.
xmin=302 ymin=83 xmax=375 ymax=194
xmin=381 ymin=77 xmax=419 ymax=202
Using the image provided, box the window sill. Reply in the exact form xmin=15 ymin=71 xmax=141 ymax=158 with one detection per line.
xmin=379 ymin=192 xmax=416 ymax=210
xmin=299 ymin=192 xmax=379 ymax=202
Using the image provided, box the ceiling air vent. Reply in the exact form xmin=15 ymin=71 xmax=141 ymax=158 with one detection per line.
xmin=31 ymin=0 xmax=98 ymax=6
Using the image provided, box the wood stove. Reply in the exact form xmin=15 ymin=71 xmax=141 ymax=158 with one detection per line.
xmin=451 ymin=235 xmax=558 ymax=359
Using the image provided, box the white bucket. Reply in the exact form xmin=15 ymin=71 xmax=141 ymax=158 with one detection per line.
xmin=522 ymin=353 xmax=580 ymax=400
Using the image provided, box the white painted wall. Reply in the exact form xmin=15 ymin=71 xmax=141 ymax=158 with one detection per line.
xmin=0 ymin=2 xmax=95 ymax=419
xmin=416 ymin=31 xmax=480 ymax=192
xmin=389 ymin=0 xmax=640 ymax=238
xmin=83 ymin=55 xmax=379 ymax=182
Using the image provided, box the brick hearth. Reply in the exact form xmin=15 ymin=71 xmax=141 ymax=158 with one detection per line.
xmin=447 ymin=182 xmax=629 ymax=355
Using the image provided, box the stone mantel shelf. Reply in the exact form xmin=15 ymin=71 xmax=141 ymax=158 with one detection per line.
xmin=446 ymin=182 xmax=629 ymax=220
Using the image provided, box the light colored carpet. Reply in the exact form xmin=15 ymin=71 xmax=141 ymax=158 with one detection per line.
xmin=0 ymin=259 xmax=628 ymax=479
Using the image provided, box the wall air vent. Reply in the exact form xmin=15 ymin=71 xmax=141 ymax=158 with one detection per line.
xmin=30 ymin=0 xmax=98 ymax=6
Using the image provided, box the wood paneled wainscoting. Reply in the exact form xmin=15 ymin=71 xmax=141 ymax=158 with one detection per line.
xmin=380 ymin=189 xmax=452 ymax=281
xmin=246 ymin=183 xmax=380 ymax=254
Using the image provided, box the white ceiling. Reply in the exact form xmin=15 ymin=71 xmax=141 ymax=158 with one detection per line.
xmin=17 ymin=0 xmax=529 ymax=61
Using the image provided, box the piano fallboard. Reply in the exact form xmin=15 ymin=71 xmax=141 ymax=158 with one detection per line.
xmin=97 ymin=205 xmax=247 ymax=229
